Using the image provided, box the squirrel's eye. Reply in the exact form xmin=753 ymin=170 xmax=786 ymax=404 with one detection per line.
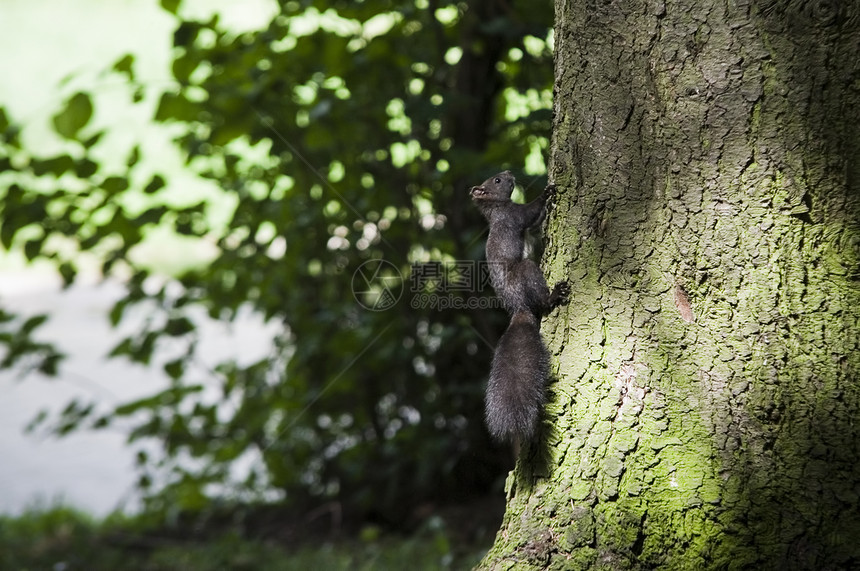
xmin=494 ymin=178 xmax=501 ymax=184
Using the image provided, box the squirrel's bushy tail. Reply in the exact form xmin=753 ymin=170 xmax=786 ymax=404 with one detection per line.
xmin=485 ymin=310 xmax=549 ymax=442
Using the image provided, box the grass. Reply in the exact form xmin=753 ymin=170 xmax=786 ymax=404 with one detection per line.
xmin=0 ymin=505 xmax=494 ymax=570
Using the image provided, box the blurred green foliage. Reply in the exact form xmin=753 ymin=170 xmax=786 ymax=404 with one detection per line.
xmin=0 ymin=505 xmax=490 ymax=569
xmin=0 ymin=0 xmax=554 ymax=522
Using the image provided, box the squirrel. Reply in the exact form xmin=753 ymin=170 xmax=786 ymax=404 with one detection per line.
xmin=470 ymin=170 xmax=569 ymax=443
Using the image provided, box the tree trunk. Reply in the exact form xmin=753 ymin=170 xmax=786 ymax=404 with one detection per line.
xmin=480 ymin=1 xmax=860 ymax=569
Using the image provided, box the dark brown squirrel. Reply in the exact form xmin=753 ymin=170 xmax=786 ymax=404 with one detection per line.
xmin=470 ymin=171 xmax=569 ymax=443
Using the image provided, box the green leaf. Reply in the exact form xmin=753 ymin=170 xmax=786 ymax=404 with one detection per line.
xmin=108 ymin=337 xmax=133 ymax=358
xmin=115 ymin=394 xmax=161 ymax=416
xmin=127 ymin=145 xmax=141 ymax=167
xmin=56 ymin=400 xmax=95 ymax=436
xmin=51 ymin=92 xmax=93 ymax=140
xmin=154 ymin=92 xmax=197 ymax=122
xmin=172 ymin=54 xmax=197 ymax=83
xmin=165 ymin=316 xmax=194 ymax=336
xmin=0 ymin=106 xmax=8 ymax=133
xmin=103 ymin=176 xmax=129 ymax=193
xmin=0 ymin=222 xmax=14 ymax=251
xmin=173 ymin=21 xmax=198 ymax=48
xmin=144 ymin=174 xmax=166 ymax=193
xmin=82 ymin=130 xmax=105 ymax=149
xmin=30 ymin=155 xmax=75 ymax=177
xmin=109 ymin=299 xmax=128 ymax=327
xmin=21 ymin=314 xmax=48 ymax=335
xmin=58 ymin=261 xmax=76 ymax=287
xmin=164 ymin=358 xmax=184 ymax=379
xmin=25 ymin=409 xmax=49 ymax=434
xmin=134 ymin=331 xmax=158 ymax=365
xmin=74 ymin=157 xmax=98 ymax=178
xmin=38 ymin=352 xmax=63 ymax=376
xmin=160 ymin=0 xmax=181 ymax=15
xmin=138 ymin=474 xmax=152 ymax=490
xmin=137 ymin=206 xmax=167 ymax=225
xmin=23 ymin=239 xmax=43 ymax=261
xmin=113 ymin=53 xmax=136 ymax=80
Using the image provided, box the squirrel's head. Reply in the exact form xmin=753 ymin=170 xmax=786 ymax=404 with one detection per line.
xmin=470 ymin=170 xmax=515 ymax=201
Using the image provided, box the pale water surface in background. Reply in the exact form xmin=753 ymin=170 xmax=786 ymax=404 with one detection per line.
xmin=0 ymin=273 xmax=279 ymax=516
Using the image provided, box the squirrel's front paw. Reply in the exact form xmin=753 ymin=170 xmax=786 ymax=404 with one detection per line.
xmin=550 ymin=281 xmax=570 ymax=308
xmin=544 ymin=184 xmax=557 ymax=200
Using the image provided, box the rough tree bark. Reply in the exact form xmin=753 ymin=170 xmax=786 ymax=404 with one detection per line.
xmin=480 ymin=1 xmax=860 ymax=569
